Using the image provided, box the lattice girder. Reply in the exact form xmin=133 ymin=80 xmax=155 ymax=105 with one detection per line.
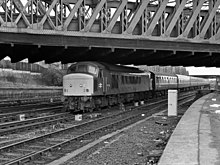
xmin=0 ymin=0 xmax=219 ymax=42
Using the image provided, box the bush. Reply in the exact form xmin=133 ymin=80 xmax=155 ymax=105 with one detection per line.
xmin=41 ymin=67 xmax=64 ymax=86
xmin=6 ymin=74 xmax=16 ymax=83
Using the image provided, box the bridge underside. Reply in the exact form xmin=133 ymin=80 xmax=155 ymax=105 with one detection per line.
xmin=1 ymin=0 xmax=220 ymax=66
xmin=1 ymin=31 xmax=220 ymax=66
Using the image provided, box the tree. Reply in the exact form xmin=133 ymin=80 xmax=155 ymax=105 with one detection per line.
xmin=41 ymin=67 xmax=65 ymax=86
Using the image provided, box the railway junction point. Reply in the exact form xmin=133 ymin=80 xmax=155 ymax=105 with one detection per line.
xmin=48 ymin=92 xmax=219 ymax=165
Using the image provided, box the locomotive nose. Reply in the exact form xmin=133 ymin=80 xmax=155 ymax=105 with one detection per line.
xmin=63 ymin=73 xmax=94 ymax=96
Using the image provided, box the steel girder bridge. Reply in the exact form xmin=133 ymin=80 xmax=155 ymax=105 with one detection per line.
xmin=0 ymin=0 xmax=220 ymax=66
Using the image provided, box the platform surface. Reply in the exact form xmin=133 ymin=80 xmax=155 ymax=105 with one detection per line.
xmin=158 ymin=92 xmax=220 ymax=165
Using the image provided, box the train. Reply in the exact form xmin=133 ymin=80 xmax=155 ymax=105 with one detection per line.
xmin=63 ymin=61 xmax=210 ymax=112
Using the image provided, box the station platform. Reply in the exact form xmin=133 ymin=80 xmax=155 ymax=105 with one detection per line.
xmin=158 ymin=92 xmax=220 ymax=165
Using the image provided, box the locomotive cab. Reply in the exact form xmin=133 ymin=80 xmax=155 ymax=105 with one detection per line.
xmin=63 ymin=62 xmax=106 ymax=111
xmin=63 ymin=62 xmax=100 ymax=96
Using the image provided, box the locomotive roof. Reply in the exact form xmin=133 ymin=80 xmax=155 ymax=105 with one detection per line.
xmin=151 ymin=71 xmax=177 ymax=77
xmin=99 ymin=62 xmax=144 ymax=73
xmin=76 ymin=61 xmax=145 ymax=73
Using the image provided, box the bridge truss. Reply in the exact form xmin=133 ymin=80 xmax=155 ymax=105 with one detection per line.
xmin=0 ymin=0 xmax=220 ymax=66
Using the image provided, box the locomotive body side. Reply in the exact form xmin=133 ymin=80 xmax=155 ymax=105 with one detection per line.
xmin=118 ymin=72 xmax=152 ymax=94
xmin=63 ymin=61 xmax=152 ymax=112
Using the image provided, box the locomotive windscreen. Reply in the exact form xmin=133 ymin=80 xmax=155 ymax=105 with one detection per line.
xmin=67 ymin=64 xmax=98 ymax=75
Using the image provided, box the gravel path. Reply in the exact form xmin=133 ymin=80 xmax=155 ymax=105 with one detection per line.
xmin=60 ymin=105 xmax=190 ymax=165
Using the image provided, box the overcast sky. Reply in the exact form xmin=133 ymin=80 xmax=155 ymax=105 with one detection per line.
xmin=186 ymin=67 xmax=220 ymax=76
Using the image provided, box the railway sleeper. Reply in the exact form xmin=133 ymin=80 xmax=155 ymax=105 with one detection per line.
xmin=2 ymin=152 xmax=22 ymax=157
xmin=0 ymin=157 xmax=12 ymax=162
xmin=16 ymin=148 xmax=37 ymax=153
xmin=27 ymin=145 xmax=48 ymax=150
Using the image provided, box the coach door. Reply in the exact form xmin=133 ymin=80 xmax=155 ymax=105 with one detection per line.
xmin=103 ymin=77 xmax=108 ymax=94
xmin=98 ymin=69 xmax=108 ymax=95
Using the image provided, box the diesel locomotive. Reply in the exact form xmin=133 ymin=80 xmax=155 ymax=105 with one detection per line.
xmin=63 ymin=61 xmax=210 ymax=112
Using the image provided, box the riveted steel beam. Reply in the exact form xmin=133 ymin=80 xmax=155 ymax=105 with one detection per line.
xmin=39 ymin=0 xmax=59 ymax=29
xmin=165 ymin=0 xmax=187 ymax=37
xmin=181 ymin=0 xmax=206 ymax=38
xmin=63 ymin=0 xmax=83 ymax=30
xmin=196 ymin=0 xmax=220 ymax=39
xmin=0 ymin=0 xmax=5 ymax=25
xmin=212 ymin=26 xmax=220 ymax=41
xmin=36 ymin=1 xmax=47 ymax=15
xmin=126 ymin=0 xmax=150 ymax=34
xmin=0 ymin=0 xmax=3 ymax=6
xmin=13 ymin=0 xmax=28 ymax=15
xmin=104 ymin=0 xmax=128 ymax=33
xmin=100 ymin=2 xmax=109 ymax=32
xmin=14 ymin=0 xmax=31 ymax=27
xmin=84 ymin=0 xmax=106 ymax=32
xmin=146 ymin=0 xmax=169 ymax=36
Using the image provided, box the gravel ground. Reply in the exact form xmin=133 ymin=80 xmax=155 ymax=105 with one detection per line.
xmin=61 ymin=104 xmax=190 ymax=165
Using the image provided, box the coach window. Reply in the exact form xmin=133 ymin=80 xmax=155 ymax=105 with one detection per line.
xmin=126 ymin=76 xmax=129 ymax=84
xmin=122 ymin=76 xmax=124 ymax=84
xmin=156 ymin=77 xmax=159 ymax=83
xmin=130 ymin=77 xmax=133 ymax=84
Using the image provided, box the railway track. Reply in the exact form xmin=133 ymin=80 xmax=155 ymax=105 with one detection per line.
xmin=0 ymin=101 xmax=62 ymax=113
xmin=0 ymin=91 xmax=194 ymax=134
xmin=0 ymin=92 xmax=196 ymax=165
xmin=0 ymin=97 xmax=61 ymax=108
xmin=0 ymin=104 xmax=63 ymax=123
xmin=0 ymin=112 xmax=70 ymax=136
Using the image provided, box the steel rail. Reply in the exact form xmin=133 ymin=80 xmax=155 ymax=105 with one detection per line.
xmin=0 ymin=112 xmax=68 ymax=131
xmin=0 ymin=96 xmax=61 ymax=107
xmin=0 ymin=93 xmax=196 ymax=165
xmin=0 ymin=92 xmax=194 ymax=134
xmin=0 ymin=105 xmax=63 ymax=119
xmin=0 ymin=97 xmax=170 ymax=150
xmin=0 ymin=101 xmax=62 ymax=112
